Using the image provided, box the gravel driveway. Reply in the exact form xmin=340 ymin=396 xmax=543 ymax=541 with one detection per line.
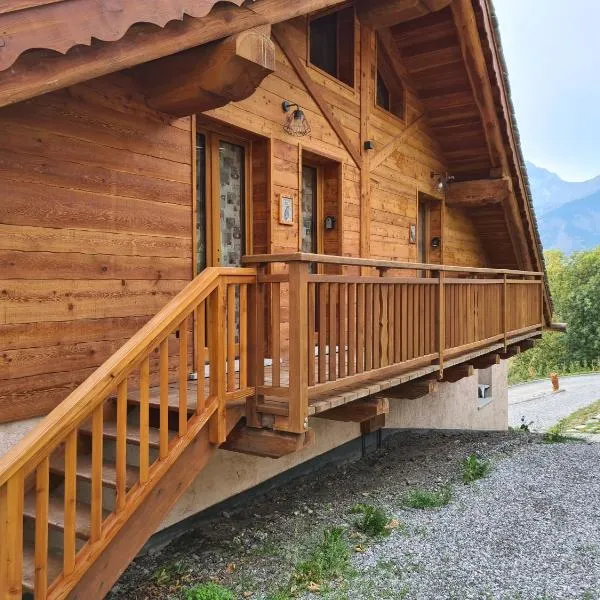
xmin=110 ymin=431 xmax=600 ymax=600
xmin=509 ymin=374 xmax=600 ymax=431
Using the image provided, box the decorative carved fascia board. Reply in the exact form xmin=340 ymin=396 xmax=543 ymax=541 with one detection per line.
xmin=0 ymin=0 xmax=246 ymax=72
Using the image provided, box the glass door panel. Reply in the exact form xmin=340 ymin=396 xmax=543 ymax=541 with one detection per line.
xmin=219 ymin=141 xmax=245 ymax=267
xmin=301 ymin=165 xmax=318 ymax=254
xmin=196 ymin=133 xmax=207 ymax=274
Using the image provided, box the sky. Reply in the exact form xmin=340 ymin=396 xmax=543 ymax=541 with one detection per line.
xmin=493 ymin=0 xmax=600 ymax=182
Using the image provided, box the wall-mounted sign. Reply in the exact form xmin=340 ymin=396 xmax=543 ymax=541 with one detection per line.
xmin=279 ymin=194 xmax=294 ymax=225
xmin=409 ymin=223 xmax=417 ymax=244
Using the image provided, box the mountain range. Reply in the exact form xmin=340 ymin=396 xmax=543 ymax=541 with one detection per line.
xmin=525 ymin=161 xmax=600 ymax=253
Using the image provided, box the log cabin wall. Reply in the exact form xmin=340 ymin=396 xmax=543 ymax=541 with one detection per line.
xmin=0 ymin=73 xmax=195 ymax=422
xmin=0 ymin=9 xmax=491 ymax=424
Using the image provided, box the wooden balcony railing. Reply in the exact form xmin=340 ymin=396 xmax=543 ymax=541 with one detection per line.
xmin=243 ymin=253 xmax=544 ymax=434
xmin=0 ymin=267 xmax=255 ymax=599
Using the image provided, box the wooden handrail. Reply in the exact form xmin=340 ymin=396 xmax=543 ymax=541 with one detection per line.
xmin=242 ymin=252 xmax=543 ymax=277
xmin=0 ymin=266 xmax=255 ymax=488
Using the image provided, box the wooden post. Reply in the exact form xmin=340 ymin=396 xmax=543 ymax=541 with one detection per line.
xmin=502 ymin=273 xmax=507 ymax=349
xmin=437 ymin=271 xmax=445 ymax=378
xmin=1 ymin=473 xmax=24 ymax=599
xmin=209 ymin=283 xmax=227 ymax=444
xmin=286 ymin=261 xmax=309 ymax=434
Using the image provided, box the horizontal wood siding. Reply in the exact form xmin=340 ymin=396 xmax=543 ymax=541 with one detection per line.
xmin=0 ymin=72 xmax=193 ymax=422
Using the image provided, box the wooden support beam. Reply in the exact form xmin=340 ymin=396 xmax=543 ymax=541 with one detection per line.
xmin=273 ymin=22 xmax=361 ymax=167
xmin=500 ymin=345 xmax=521 ymax=359
xmin=136 ymin=26 xmax=274 ymax=116
xmin=440 ymin=363 xmax=474 ymax=383
xmin=361 ymin=414 xmax=386 ymax=434
xmin=317 ymin=397 xmax=389 ymax=423
xmin=357 ymin=0 xmax=452 ymax=29
xmin=369 ymin=114 xmax=424 ymax=172
xmin=470 ymin=353 xmax=500 ymax=370
xmin=221 ymin=422 xmax=315 ymax=459
xmin=378 ymin=378 xmax=438 ymax=400
xmin=0 ymin=0 xmax=347 ymax=109
xmin=446 ymin=178 xmax=510 ymax=207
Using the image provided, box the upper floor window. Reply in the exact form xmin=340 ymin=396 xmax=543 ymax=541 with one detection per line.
xmin=309 ymin=7 xmax=355 ymax=88
xmin=376 ymin=37 xmax=405 ymax=120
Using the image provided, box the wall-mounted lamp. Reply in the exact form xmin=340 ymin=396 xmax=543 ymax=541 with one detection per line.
xmin=364 ymin=140 xmax=375 ymax=151
xmin=282 ymin=100 xmax=311 ymax=137
xmin=324 ymin=215 xmax=337 ymax=230
xmin=430 ymin=171 xmax=455 ymax=192
xmin=431 ymin=237 xmax=441 ymax=249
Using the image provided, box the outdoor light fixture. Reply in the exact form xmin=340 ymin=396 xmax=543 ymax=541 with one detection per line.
xmin=282 ymin=100 xmax=311 ymax=137
xmin=431 ymin=171 xmax=455 ymax=192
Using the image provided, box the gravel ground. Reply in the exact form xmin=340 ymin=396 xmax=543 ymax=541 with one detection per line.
xmin=508 ymin=374 xmax=600 ymax=432
xmin=109 ymin=431 xmax=600 ymax=600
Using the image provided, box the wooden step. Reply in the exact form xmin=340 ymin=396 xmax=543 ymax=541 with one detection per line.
xmin=79 ymin=421 xmax=161 ymax=448
xmin=22 ymin=543 xmax=63 ymax=593
xmin=50 ymin=453 xmax=139 ymax=490
xmin=23 ymin=493 xmax=106 ymax=540
xmin=128 ymin=380 xmax=204 ymax=413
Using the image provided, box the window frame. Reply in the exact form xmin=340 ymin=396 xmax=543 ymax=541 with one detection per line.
xmin=374 ymin=35 xmax=407 ymax=123
xmin=307 ymin=4 xmax=357 ymax=91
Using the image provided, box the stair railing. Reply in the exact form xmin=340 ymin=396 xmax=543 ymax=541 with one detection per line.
xmin=0 ymin=266 xmax=256 ymax=600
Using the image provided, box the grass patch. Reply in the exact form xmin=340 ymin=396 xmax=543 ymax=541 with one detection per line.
xmin=184 ymin=582 xmax=234 ymax=600
xmin=542 ymin=423 xmax=579 ymax=443
xmin=350 ymin=504 xmax=392 ymax=537
xmin=151 ymin=560 xmax=188 ymax=585
xmin=402 ymin=486 xmax=452 ymax=509
xmin=294 ymin=527 xmax=351 ymax=589
xmin=554 ymin=399 xmax=600 ymax=434
xmin=461 ymin=454 xmax=491 ymax=483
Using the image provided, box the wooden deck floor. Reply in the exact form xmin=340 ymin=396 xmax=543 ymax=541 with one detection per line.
xmin=130 ymin=331 xmax=539 ymax=419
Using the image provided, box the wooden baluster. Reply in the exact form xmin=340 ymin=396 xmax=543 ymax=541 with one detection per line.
xmin=138 ymin=359 xmax=150 ymax=485
xmin=318 ymin=283 xmax=327 ymax=383
xmin=423 ymin=283 xmax=430 ymax=356
xmin=159 ymin=338 xmax=169 ymax=460
xmin=1 ymin=472 xmax=24 ymax=599
xmin=272 ymin=282 xmax=281 ymax=388
xmin=91 ymin=405 xmax=104 ymax=541
xmin=287 ymin=261 xmax=309 ymax=433
xmin=357 ymin=283 xmax=365 ymax=373
xmin=380 ymin=284 xmax=388 ymax=367
xmin=328 ymin=282 xmax=338 ymax=382
xmin=388 ymin=285 xmax=395 ymax=365
xmin=307 ymin=282 xmax=316 ymax=387
xmin=63 ymin=429 xmax=77 ymax=575
xmin=373 ymin=284 xmax=381 ymax=368
xmin=115 ymin=380 xmax=127 ymax=513
xmin=407 ymin=284 xmax=414 ymax=360
xmin=35 ymin=458 xmax=49 ymax=599
xmin=438 ymin=272 xmax=445 ymax=377
xmin=339 ymin=283 xmax=347 ymax=379
xmin=227 ymin=285 xmax=236 ymax=392
xmin=209 ymin=284 xmax=227 ymax=444
xmin=365 ymin=284 xmax=373 ymax=370
xmin=195 ymin=304 xmax=206 ymax=416
xmin=246 ymin=274 xmax=264 ymax=429
xmin=401 ymin=284 xmax=408 ymax=362
xmin=348 ymin=283 xmax=356 ymax=376
xmin=394 ymin=284 xmax=401 ymax=364
xmin=240 ymin=284 xmax=248 ymax=390
xmin=419 ymin=284 xmax=425 ymax=357
xmin=179 ymin=318 xmax=188 ymax=436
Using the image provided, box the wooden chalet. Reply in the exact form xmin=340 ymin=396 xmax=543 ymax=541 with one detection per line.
xmin=0 ymin=0 xmax=549 ymax=597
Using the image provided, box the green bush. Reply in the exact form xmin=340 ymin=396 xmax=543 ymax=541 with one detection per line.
xmin=461 ymin=454 xmax=491 ymax=483
xmin=350 ymin=504 xmax=391 ymax=537
xmin=184 ymin=583 xmax=234 ymax=600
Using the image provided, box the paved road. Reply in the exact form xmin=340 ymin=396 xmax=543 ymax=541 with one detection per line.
xmin=508 ymin=373 xmax=600 ymax=431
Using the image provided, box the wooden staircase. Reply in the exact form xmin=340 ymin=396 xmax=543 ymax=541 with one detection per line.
xmin=0 ymin=267 xmax=260 ymax=600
